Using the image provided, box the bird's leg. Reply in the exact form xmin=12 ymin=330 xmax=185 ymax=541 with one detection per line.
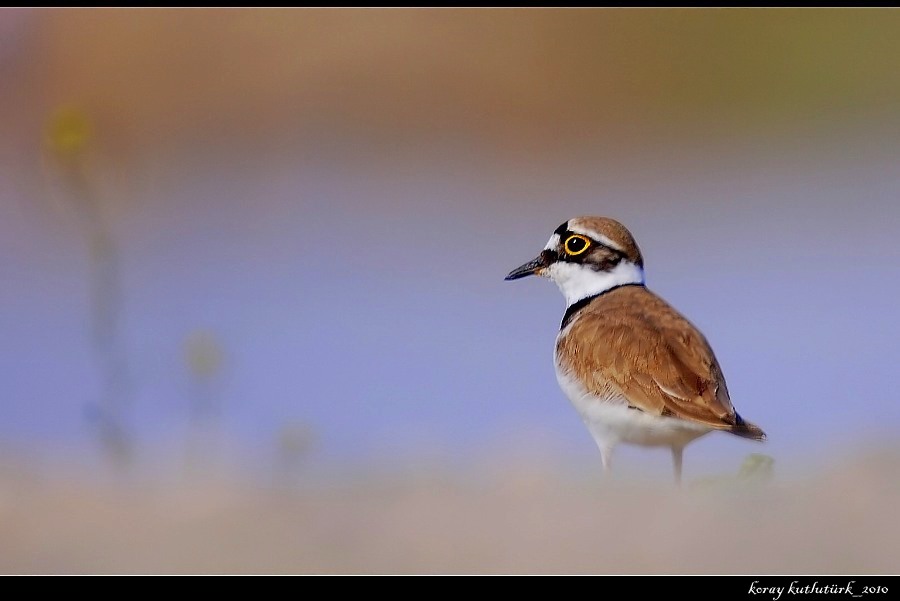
xmin=671 ymin=446 xmax=684 ymax=487
xmin=600 ymin=446 xmax=614 ymax=477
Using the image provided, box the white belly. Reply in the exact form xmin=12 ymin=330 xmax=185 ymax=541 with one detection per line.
xmin=554 ymin=361 xmax=711 ymax=450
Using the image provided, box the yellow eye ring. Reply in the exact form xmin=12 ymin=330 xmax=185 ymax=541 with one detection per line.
xmin=564 ymin=234 xmax=591 ymax=256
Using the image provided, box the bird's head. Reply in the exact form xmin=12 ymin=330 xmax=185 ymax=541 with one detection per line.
xmin=505 ymin=216 xmax=646 ymax=306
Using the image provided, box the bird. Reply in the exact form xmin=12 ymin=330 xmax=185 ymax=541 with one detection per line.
xmin=505 ymin=216 xmax=765 ymax=484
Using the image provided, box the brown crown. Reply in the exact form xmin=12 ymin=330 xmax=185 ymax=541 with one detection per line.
xmin=567 ymin=216 xmax=644 ymax=267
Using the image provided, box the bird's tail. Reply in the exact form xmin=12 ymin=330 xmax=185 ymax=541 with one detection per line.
xmin=730 ymin=412 xmax=766 ymax=441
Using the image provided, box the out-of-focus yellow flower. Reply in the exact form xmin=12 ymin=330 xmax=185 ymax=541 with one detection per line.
xmin=46 ymin=107 xmax=92 ymax=158
xmin=185 ymin=330 xmax=225 ymax=381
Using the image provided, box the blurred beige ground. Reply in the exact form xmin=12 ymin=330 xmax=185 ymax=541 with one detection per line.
xmin=1 ymin=451 xmax=897 ymax=574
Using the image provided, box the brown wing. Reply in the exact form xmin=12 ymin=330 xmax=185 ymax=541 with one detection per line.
xmin=558 ymin=286 xmax=739 ymax=431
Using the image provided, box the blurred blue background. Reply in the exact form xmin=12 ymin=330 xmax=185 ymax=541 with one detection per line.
xmin=1 ymin=9 xmax=898 ymax=477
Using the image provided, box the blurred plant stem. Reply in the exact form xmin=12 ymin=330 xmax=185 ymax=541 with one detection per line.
xmin=46 ymin=108 xmax=133 ymax=471
xmin=184 ymin=330 xmax=225 ymax=474
xmin=275 ymin=421 xmax=316 ymax=490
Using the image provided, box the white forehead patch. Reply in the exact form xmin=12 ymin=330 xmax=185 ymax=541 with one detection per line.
xmin=567 ymin=224 xmax=624 ymax=253
xmin=544 ymin=233 xmax=561 ymax=250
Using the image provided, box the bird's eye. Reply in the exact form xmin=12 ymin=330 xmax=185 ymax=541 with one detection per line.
xmin=564 ymin=234 xmax=591 ymax=256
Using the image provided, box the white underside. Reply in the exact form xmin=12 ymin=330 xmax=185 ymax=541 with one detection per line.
xmin=555 ymin=360 xmax=712 ymax=452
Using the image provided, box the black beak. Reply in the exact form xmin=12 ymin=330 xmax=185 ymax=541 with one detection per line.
xmin=504 ymin=250 xmax=556 ymax=281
